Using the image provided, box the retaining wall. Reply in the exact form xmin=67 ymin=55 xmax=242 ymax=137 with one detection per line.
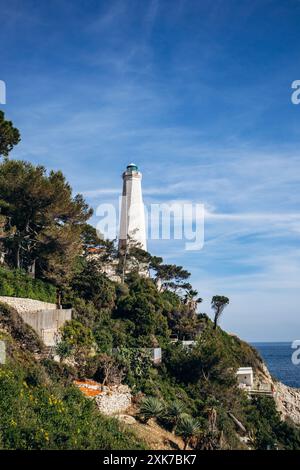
xmin=0 ymin=296 xmax=56 ymax=314
xmin=20 ymin=309 xmax=72 ymax=346
xmin=0 ymin=296 xmax=71 ymax=346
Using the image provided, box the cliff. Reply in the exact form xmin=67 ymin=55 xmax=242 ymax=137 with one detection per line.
xmin=275 ymin=382 xmax=300 ymax=425
xmin=252 ymin=358 xmax=300 ymax=426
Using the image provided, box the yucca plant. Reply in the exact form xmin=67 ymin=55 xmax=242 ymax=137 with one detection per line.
xmin=176 ymin=415 xmax=201 ymax=450
xmin=139 ymin=396 xmax=165 ymax=423
xmin=166 ymin=400 xmax=186 ymax=432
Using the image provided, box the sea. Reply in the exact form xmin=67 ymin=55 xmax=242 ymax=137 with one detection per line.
xmin=252 ymin=342 xmax=300 ymax=389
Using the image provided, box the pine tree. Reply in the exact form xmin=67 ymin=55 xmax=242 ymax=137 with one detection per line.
xmin=0 ymin=111 xmax=20 ymax=158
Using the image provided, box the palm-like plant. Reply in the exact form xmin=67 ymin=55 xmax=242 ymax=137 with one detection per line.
xmin=166 ymin=401 xmax=186 ymax=432
xmin=139 ymin=396 xmax=165 ymax=423
xmin=176 ymin=415 xmax=201 ymax=450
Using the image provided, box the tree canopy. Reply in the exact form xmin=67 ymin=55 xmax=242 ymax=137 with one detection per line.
xmin=0 ymin=110 xmax=20 ymax=157
xmin=0 ymin=160 xmax=92 ymax=287
xmin=211 ymin=295 xmax=230 ymax=329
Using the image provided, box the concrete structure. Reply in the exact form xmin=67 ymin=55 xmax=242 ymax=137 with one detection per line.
xmin=236 ymin=367 xmax=254 ymax=389
xmin=0 ymin=296 xmax=71 ymax=347
xmin=149 ymin=347 xmax=162 ymax=364
xmin=119 ymin=163 xmax=147 ymax=252
xmin=20 ymin=309 xmax=72 ymax=346
xmin=170 ymin=334 xmax=179 ymax=343
xmin=0 ymin=340 xmax=5 ymax=364
xmin=182 ymin=340 xmax=196 ymax=349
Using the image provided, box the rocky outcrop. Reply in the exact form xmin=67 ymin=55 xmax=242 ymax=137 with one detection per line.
xmin=255 ymin=362 xmax=300 ymax=426
xmin=274 ymin=382 xmax=300 ymax=425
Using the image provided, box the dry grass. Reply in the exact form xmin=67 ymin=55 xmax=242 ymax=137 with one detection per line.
xmin=122 ymin=406 xmax=188 ymax=450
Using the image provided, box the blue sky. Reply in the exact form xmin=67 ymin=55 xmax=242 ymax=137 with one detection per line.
xmin=1 ymin=0 xmax=300 ymax=341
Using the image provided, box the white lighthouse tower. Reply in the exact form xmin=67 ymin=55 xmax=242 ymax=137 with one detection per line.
xmin=119 ymin=163 xmax=147 ymax=253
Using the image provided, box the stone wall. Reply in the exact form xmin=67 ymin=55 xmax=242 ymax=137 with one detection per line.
xmin=95 ymin=385 xmax=132 ymax=415
xmin=74 ymin=379 xmax=132 ymax=415
xmin=0 ymin=296 xmax=56 ymax=314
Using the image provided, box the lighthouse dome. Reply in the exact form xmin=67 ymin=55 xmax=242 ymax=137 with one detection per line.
xmin=127 ymin=163 xmax=138 ymax=172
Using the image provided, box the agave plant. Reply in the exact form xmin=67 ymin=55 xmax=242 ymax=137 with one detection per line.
xmin=166 ymin=400 xmax=186 ymax=432
xmin=176 ymin=415 xmax=201 ymax=450
xmin=139 ymin=396 xmax=165 ymax=423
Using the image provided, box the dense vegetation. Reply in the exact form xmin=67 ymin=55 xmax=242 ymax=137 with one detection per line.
xmin=0 ymin=329 xmax=145 ymax=450
xmin=0 ymin=267 xmax=56 ymax=302
xmin=0 ymin=111 xmax=299 ymax=450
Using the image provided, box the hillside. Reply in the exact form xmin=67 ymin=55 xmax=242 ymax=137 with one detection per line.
xmin=0 ymin=306 xmax=145 ymax=450
xmin=0 ymin=152 xmax=298 ymax=450
xmin=1 ymin=290 xmax=300 ymax=450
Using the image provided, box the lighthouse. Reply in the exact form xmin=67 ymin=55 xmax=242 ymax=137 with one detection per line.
xmin=119 ymin=163 xmax=147 ymax=253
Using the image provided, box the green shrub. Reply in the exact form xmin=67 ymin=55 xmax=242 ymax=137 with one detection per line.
xmin=246 ymin=396 xmax=300 ymax=450
xmin=0 ymin=267 xmax=56 ymax=303
xmin=115 ymin=347 xmax=153 ymax=389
